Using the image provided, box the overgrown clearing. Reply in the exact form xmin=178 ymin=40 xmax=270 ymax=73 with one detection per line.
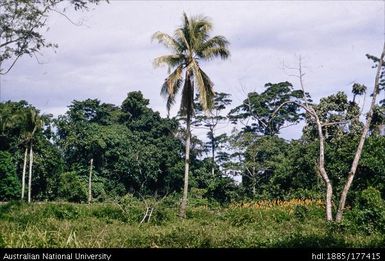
xmin=0 ymin=196 xmax=384 ymax=248
xmin=1 ymin=5 xmax=385 ymax=250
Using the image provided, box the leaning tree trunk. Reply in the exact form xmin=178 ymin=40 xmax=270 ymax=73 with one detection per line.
xmin=27 ymin=143 xmax=33 ymax=203
xmin=315 ymin=114 xmax=334 ymax=221
xmin=179 ymin=114 xmax=191 ymax=218
xmin=21 ymin=147 xmax=28 ymax=200
xmin=336 ymin=44 xmax=385 ymax=222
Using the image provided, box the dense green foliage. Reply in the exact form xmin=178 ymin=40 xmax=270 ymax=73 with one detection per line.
xmin=347 ymin=187 xmax=385 ymax=234
xmin=1 ymin=9 xmax=384 ymax=248
xmin=54 ymin=92 xmax=184 ymax=199
xmin=0 ymin=151 xmax=20 ymax=200
xmin=1 ymin=82 xmax=384 ymax=208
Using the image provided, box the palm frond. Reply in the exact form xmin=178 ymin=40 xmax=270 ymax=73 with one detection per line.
xmin=191 ymin=61 xmax=214 ymax=111
xmin=175 ymin=28 xmax=190 ymax=52
xmin=190 ymin=16 xmax=213 ymax=48
xmin=198 ymin=35 xmax=229 ymax=52
xmin=166 ymin=95 xmax=176 ymax=116
xmin=182 ymin=12 xmax=190 ymax=28
xmin=197 ymin=35 xmax=230 ymax=60
xmin=201 ymin=47 xmax=230 ymax=61
xmin=151 ymin=31 xmax=183 ymax=52
xmin=199 ymin=68 xmax=215 ymax=111
xmin=177 ymin=13 xmax=191 ymax=50
xmin=160 ymin=65 xmax=184 ymax=115
xmin=153 ymin=54 xmax=184 ymax=72
xmin=160 ymin=64 xmax=184 ymax=97
xmin=180 ymin=74 xmax=194 ymax=116
xmin=193 ymin=16 xmax=212 ymax=35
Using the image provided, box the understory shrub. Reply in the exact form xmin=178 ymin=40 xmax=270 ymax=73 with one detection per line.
xmin=347 ymin=187 xmax=385 ymax=233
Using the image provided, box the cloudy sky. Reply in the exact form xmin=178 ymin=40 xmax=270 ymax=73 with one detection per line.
xmin=1 ymin=0 xmax=384 ymax=139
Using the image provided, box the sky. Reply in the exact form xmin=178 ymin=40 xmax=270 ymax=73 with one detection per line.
xmin=1 ymin=0 xmax=384 ymax=140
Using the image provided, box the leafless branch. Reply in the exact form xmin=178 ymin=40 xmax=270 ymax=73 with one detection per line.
xmin=271 ymin=100 xmax=315 ymax=121
xmin=0 ymin=55 xmax=22 ymax=75
xmin=33 ymin=52 xmax=46 ymax=65
xmin=279 ymin=122 xmax=300 ymax=130
xmin=321 ymin=121 xmax=349 ymax=127
xmin=52 ymin=9 xmax=84 ymax=27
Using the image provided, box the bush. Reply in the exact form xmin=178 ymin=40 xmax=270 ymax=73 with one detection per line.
xmin=0 ymin=234 xmax=4 ymax=247
xmin=115 ymin=194 xmax=144 ymax=223
xmin=151 ymin=204 xmax=176 ymax=225
xmin=0 ymin=201 xmax=23 ymax=219
xmin=189 ymin=188 xmax=210 ymax=207
xmin=58 ymin=172 xmax=87 ymax=203
xmin=91 ymin=205 xmax=126 ymax=222
xmin=224 ymin=208 xmax=259 ymax=227
xmin=275 ymin=232 xmax=347 ymax=247
xmin=90 ymin=177 xmax=107 ymax=202
xmin=0 ymin=151 xmax=20 ymax=200
xmin=294 ymin=205 xmax=309 ymax=221
xmin=42 ymin=204 xmax=80 ymax=220
xmin=348 ymin=187 xmax=385 ymax=233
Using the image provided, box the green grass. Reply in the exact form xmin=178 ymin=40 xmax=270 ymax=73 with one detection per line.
xmin=0 ymin=200 xmax=384 ymax=248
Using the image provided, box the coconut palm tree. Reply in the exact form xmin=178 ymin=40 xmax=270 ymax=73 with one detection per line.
xmin=21 ymin=109 xmax=43 ymax=203
xmin=152 ymin=13 xmax=230 ymax=218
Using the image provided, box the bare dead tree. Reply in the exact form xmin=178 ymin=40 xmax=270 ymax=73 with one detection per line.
xmin=273 ymin=56 xmax=338 ymax=221
xmin=273 ymin=46 xmax=385 ymax=222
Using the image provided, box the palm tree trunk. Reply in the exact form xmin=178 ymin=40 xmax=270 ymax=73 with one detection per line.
xmin=336 ymin=44 xmax=385 ymax=222
xmin=88 ymin=158 xmax=93 ymax=204
xmin=21 ymin=146 xmax=28 ymax=200
xmin=28 ymin=143 xmax=33 ymax=203
xmin=179 ymin=114 xmax=191 ymax=218
xmin=211 ymin=131 xmax=215 ymax=176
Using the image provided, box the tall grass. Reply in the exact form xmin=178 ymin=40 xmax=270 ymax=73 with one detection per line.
xmin=0 ymin=198 xmax=383 ymax=248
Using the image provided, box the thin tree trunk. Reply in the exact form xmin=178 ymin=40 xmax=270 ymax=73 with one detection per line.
xmin=21 ymin=146 xmax=28 ymax=200
xmin=298 ymin=58 xmax=333 ymax=221
xmin=88 ymin=158 xmax=93 ymax=204
xmin=211 ymin=130 xmax=215 ymax=176
xmin=251 ymin=166 xmax=256 ymax=197
xmin=315 ymin=114 xmax=333 ymax=221
xmin=27 ymin=143 xmax=33 ymax=203
xmin=336 ymin=44 xmax=385 ymax=222
xmin=179 ymin=114 xmax=191 ymax=218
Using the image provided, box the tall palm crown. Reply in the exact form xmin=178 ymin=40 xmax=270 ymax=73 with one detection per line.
xmin=152 ymin=13 xmax=230 ymax=116
xmin=22 ymin=109 xmax=43 ymax=142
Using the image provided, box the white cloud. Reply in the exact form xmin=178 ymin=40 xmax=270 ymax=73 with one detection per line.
xmin=1 ymin=1 xmax=383 ymax=140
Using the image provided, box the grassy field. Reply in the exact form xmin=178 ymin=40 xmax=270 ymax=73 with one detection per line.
xmin=0 ymin=197 xmax=384 ymax=248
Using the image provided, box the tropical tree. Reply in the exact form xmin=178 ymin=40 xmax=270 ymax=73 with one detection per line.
xmin=54 ymin=93 xmax=184 ymax=199
xmin=228 ymin=81 xmax=305 ymax=135
xmin=0 ymin=103 xmax=22 ymax=150
xmin=335 ymin=47 xmax=385 ymax=222
xmin=152 ymin=12 xmax=230 ymax=218
xmin=0 ymin=0 xmax=106 ymax=74
xmin=193 ymin=92 xmax=231 ymax=176
xmin=21 ymin=108 xmax=43 ymax=203
xmin=270 ymin=47 xmax=385 ymax=221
